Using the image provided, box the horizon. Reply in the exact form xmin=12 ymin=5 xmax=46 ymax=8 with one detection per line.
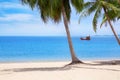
xmin=0 ymin=35 xmax=119 ymax=37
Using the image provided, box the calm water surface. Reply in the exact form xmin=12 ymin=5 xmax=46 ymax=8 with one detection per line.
xmin=0 ymin=36 xmax=119 ymax=62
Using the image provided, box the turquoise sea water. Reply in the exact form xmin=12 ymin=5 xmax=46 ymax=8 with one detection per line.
xmin=0 ymin=36 xmax=120 ymax=62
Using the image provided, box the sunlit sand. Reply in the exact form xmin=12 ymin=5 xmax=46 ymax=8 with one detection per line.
xmin=0 ymin=60 xmax=120 ymax=80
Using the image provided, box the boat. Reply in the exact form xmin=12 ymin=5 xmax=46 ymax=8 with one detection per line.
xmin=80 ymin=36 xmax=90 ymax=40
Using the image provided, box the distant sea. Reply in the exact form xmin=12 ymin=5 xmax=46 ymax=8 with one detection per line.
xmin=0 ymin=36 xmax=120 ymax=62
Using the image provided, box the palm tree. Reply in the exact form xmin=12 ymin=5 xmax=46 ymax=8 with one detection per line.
xmin=101 ymin=0 xmax=120 ymax=45
xmin=80 ymin=0 xmax=120 ymax=45
xmin=21 ymin=0 xmax=84 ymax=64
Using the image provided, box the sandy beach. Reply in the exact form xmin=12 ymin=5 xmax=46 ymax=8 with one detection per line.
xmin=0 ymin=60 xmax=120 ymax=80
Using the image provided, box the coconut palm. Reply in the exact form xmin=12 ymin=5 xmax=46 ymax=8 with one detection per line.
xmin=80 ymin=0 xmax=120 ymax=45
xmin=99 ymin=1 xmax=120 ymax=27
xmin=21 ymin=0 xmax=84 ymax=64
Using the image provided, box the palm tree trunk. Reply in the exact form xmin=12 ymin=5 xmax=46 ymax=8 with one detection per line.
xmin=61 ymin=3 xmax=82 ymax=64
xmin=103 ymin=7 xmax=120 ymax=45
xmin=118 ymin=0 xmax=120 ymax=4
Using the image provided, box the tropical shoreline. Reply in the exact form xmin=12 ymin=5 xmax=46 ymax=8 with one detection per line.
xmin=0 ymin=57 xmax=120 ymax=63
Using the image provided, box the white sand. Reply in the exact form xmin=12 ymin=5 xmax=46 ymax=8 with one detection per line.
xmin=0 ymin=61 xmax=120 ymax=80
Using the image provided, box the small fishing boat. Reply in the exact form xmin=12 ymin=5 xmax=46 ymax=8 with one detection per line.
xmin=80 ymin=36 xmax=90 ymax=40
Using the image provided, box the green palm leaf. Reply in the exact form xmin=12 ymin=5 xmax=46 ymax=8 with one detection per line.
xmin=101 ymin=1 xmax=120 ymax=13
xmin=71 ymin=0 xmax=84 ymax=12
xmin=100 ymin=16 xmax=107 ymax=28
xmin=92 ymin=5 xmax=102 ymax=32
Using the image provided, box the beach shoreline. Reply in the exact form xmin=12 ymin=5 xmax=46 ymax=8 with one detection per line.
xmin=0 ymin=60 xmax=120 ymax=80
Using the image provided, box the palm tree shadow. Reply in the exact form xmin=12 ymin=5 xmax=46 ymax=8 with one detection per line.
xmin=2 ymin=66 xmax=71 ymax=72
xmin=1 ymin=60 xmax=120 ymax=73
xmin=72 ymin=66 xmax=120 ymax=72
xmin=72 ymin=60 xmax=120 ymax=72
xmin=85 ymin=60 xmax=120 ymax=66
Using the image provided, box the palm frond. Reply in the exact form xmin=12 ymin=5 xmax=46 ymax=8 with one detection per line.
xmin=37 ymin=0 xmax=50 ymax=23
xmin=101 ymin=1 xmax=120 ymax=13
xmin=92 ymin=5 xmax=102 ymax=32
xmin=71 ymin=0 xmax=84 ymax=12
xmin=79 ymin=1 xmax=97 ymax=23
xmin=63 ymin=0 xmax=71 ymax=22
xmin=100 ymin=16 xmax=107 ymax=28
xmin=21 ymin=0 xmax=37 ymax=10
xmin=83 ymin=2 xmax=95 ymax=10
xmin=87 ymin=1 xmax=99 ymax=15
xmin=50 ymin=0 xmax=62 ymax=23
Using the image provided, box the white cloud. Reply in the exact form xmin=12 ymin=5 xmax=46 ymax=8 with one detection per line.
xmin=0 ymin=22 xmax=66 ymax=36
xmin=0 ymin=2 xmax=29 ymax=9
xmin=0 ymin=1 xmax=40 ymax=22
xmin=0 ymin=13 xmax=34 ymax=21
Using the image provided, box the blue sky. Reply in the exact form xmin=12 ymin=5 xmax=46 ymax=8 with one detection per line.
xmin=0 ymin=0 xmax=120 ymax=36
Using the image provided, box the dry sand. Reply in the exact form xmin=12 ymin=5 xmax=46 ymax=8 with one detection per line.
xmin=0 ymin=60 xmax=120 ymax=80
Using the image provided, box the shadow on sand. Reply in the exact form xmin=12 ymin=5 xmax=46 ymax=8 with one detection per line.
xmin=2 ymin=66 xmax=71 ymax=72
xmin=1 ymin=60 xmax=120 ymax=73
xmin=72 ymin=66 xmax=120 ymax=72
xmin=73 ymin=60 xmax=120 ymax=72
xmin=85 ymin=60 xmax=120 ymax=65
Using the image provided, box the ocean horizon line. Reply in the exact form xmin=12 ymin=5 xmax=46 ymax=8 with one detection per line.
xmin=0 ymin=35 xmax=117 ymax=37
